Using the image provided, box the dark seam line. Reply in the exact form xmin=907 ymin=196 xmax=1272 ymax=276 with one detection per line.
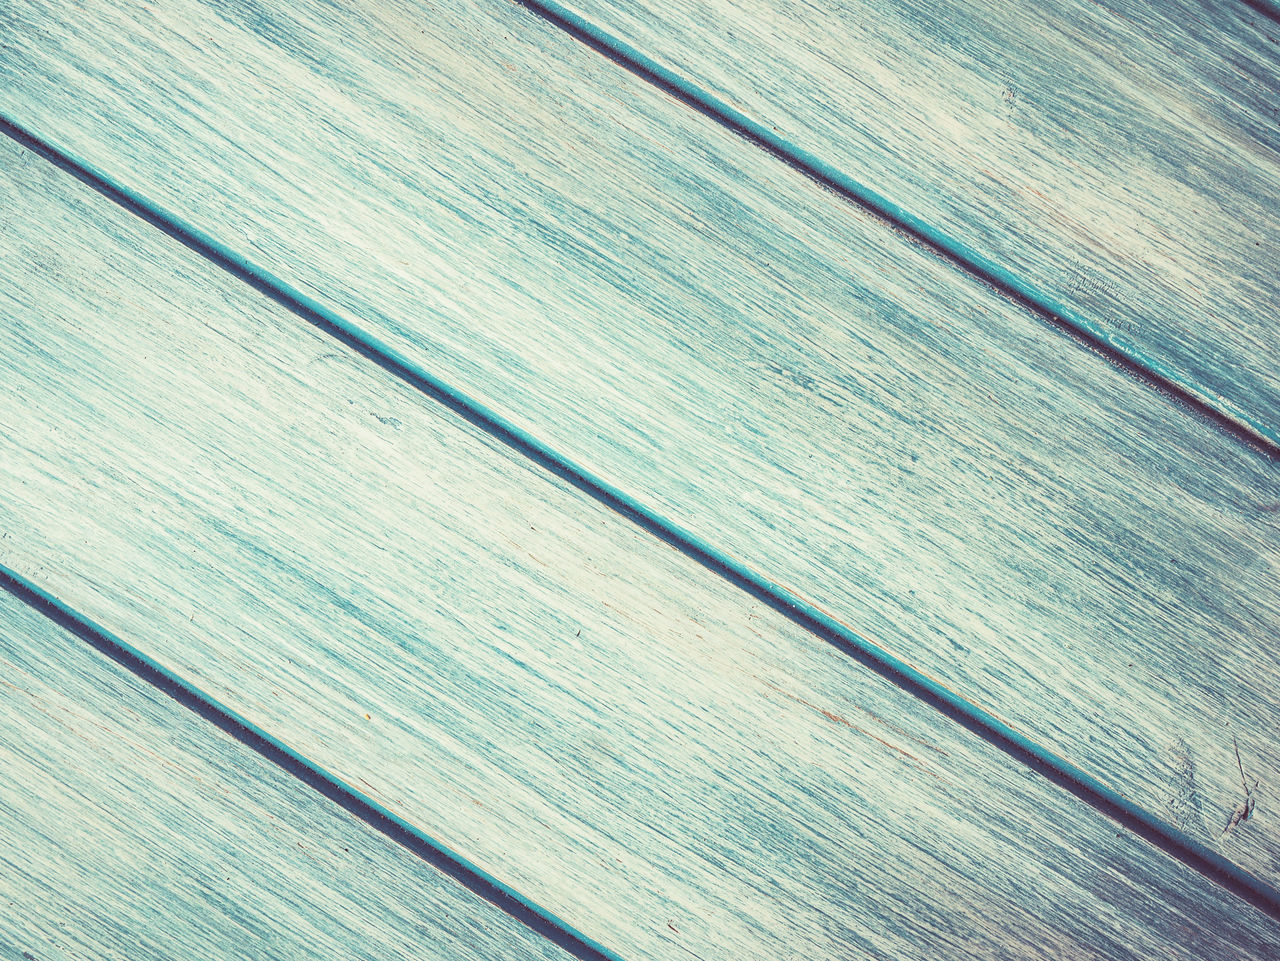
xmin=510 ymin=0 xmax=1280 ymax=461
xmin=4 ymin=114 xmax=1280 ymax=922
xmin=0 ymin=564 xmax=626 ymax=961
xmin=1242 ymin=0 xmax=1280 ymax=26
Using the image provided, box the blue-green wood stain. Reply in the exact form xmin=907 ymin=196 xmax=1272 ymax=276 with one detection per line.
xmin=552 ymin=0 xmax=1280 ymax=447
xmin=1 ymin=0 xmax=1278 ymax=957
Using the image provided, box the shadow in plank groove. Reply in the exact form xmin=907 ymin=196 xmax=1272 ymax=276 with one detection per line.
xmin=3 ymin=113 xmax=1279 ymax=921
xmin=1242 ymin=0 xmax=1280 ymax=25
xmin=0 ymin=564 xmax=626 ymax=961
xmin=510 ymin=0 xmax=1280 ymax=460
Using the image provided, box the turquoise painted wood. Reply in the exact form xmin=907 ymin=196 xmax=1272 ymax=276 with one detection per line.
xmin=538 ymin=0 xmax=1280 ymax=445
xmin=3 ymin=130 xmax=1280 ymax=958
xmin=0 ymin=590 xmax=575 ymax=961
xmin=3 ymin=0 xmax=1278 ymax=887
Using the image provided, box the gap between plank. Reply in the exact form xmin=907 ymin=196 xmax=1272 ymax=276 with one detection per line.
xmin=1242 ymin=0 xmax=1280 ymax=25
xmin=3 ymin=114 xmax=1279 ymax=921
xmin=0 ymin=563 xmax=628 ymax=961
xmin=508 ymin=0 xmax=1280 ymax=460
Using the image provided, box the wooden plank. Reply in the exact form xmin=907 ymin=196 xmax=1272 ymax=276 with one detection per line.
xmin=0 ymin=591 xmax=578 ymax=961
xmin=531 ymin=0 xmax=1280 ymax=444
xmin=2 ymin=0 xmax=1278 ymax=886
xmin=3 ymin=103 xmax=1280 ymax=960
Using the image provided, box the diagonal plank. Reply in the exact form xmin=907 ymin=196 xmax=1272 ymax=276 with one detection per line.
xmin=0 ymin=588 xmax=579 ymax=961
xmin=3 ymin=119 xmax=1280 ymax=959
xmin=525 ymin=0 xmax=1280 ymax=447
xmin=2 ymin=0 xmax=1279 ymax=886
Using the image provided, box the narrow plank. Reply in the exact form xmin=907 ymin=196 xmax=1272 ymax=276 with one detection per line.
xmin=3 ymin=105 xmax=1280 ymax=960
xmin=2 ymin=0 xmax=1279 ymax=886
xmin=533 ymin=0 xmax=1280 ymax=443
xmin=0 ymin=590 xmax=577 ymax=961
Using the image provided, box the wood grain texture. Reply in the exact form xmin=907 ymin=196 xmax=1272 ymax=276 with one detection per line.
xmin=4 ymin=124 xmax=1280 ymax=959
xmin=0 ymin=591 xmax=576 ymax=961
xmin=539 ymin=0 xmax=1280 ymax=440
xmin=2 ymin=0 xmax=1278 ymax=884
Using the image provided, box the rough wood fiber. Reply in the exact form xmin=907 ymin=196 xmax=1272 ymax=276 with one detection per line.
xmin=4 ymin=131 xmax=1280 ymax=960
xmin=539 ymin=0 xmax=1280 ymax=438
xmin=0 ymin=590 xmax=575 ymax=961
xmin=2 ymin=0 xmax=1278 ymax=885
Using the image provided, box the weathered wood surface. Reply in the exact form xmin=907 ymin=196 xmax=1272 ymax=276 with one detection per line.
xmin=539 ymin=0 xmax=1280 ymax=443
xmin=4 ymin=131 xmax=1280 ymax=958
xmin=4 ymin=0 xmax=1278 ymax=883
xmin=0 ymin=590 xmax=576 ymax=961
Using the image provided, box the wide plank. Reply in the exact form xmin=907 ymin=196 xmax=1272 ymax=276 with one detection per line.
xmin=3 ymin=102 xmax=1280 ymax=959
xmin=2 ymin=0 xmax=1279 ymax=884
xmin=0 ymin=589 xmax=577 ymax=961
xmin=534 ymin=0 xmax=1280 ymax=442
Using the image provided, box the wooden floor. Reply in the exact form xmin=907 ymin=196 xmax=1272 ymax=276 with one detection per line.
xmin=1 ymin=0 xmax=1278 ymax=957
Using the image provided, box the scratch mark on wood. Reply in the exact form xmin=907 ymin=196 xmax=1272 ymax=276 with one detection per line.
xmin=2 ymin=0 xmax=1280 ymax=931
xmin=1223 ymin=738 xmax=1261 ymax=841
